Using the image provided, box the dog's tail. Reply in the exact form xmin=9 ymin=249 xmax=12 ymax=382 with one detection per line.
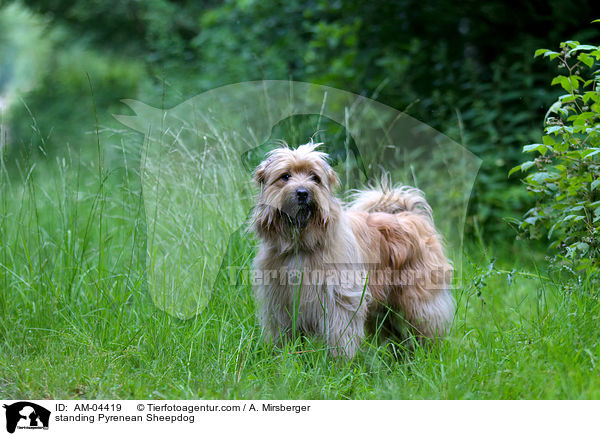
xmin=348 ymin=177 xmax=433 ymax=221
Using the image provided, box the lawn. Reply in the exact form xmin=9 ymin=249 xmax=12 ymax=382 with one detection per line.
xmin=1 ymin=138 xmax=599 ymax=400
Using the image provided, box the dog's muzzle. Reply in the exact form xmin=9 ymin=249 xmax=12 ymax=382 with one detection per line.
xmin=295 ymin=187 xmax=311 ymax=205
xmin=277 ymin=187 xmax=314 ymax=228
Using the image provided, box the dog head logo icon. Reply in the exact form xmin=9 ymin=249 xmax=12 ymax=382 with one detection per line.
xmin=3 ymin=402 xmax=51 ymax=433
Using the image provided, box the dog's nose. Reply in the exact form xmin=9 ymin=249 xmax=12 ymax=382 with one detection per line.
xmin=296 ymin=188 xmax=310 ymax=204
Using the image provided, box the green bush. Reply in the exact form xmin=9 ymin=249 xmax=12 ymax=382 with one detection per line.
xmin=511 ymin=36 xmax=600 ymax=274
xmin=12 ymin=0 xmax=600 ymax=246
xmin=8 ymin=43 xmax=146 ymax=159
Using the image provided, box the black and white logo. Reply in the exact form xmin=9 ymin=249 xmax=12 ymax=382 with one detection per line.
xmin=3 ymin=402 xmax=50 ymax=434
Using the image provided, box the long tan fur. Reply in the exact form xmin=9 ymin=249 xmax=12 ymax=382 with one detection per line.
xmin=251 ymin=142 xmax=453 ymax=358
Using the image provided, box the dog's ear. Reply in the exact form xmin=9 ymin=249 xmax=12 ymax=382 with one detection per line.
xmin=324 ymin=162 xmax=340 ymax=190
xmin=329 ymin=168 xmax=340 ymax=189
xmin=254 ymin=159 xmax=269 ymax=185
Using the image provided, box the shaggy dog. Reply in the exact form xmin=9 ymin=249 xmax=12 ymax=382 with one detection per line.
xmin=251 ymin=142 xmax=454 ymax=358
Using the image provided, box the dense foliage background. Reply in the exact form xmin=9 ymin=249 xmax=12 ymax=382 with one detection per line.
xmin=1 ymin=0 xmax=599 ymax=250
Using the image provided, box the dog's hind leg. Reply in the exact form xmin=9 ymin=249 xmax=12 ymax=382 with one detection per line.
xmin=374 ymin=212 xmax=455 ymax=340
xmin=396 ymin=286 xmax=454 ymax=339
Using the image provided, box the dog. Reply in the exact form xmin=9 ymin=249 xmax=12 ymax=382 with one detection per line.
xmin=250 ymin=141 xmax=454 ymax=358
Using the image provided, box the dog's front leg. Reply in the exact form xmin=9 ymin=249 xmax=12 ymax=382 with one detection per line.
xmin=326 ymin=301 xmax=367 ymax=358
xmin=255 ymin=285 xmax=293 ymax=345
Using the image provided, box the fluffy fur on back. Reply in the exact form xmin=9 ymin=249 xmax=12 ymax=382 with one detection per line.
xmin=251 ymin=142 xmax=454 ymax=358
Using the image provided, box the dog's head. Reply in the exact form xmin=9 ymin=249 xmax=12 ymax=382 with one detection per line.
xmin=251 ymin=142 xmax=341 ymax=250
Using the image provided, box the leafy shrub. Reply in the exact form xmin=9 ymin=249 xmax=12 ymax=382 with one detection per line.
xmin=8 ymin=41 xmax=146 ymax=158
xmin=511 ymin=37 xmax=600 ymax=274
xmin=12 ymin=0 xmax=600 ymax=246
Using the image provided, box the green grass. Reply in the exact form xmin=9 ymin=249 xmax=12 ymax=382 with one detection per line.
xmin=1 ymin=133 xmax=599 ymax=400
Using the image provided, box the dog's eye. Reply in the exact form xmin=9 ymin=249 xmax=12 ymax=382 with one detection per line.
xmin=280 ymin=173 xmax=291 ymax=182
xmin=311 ymin=174 xmax=321 ymax=184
